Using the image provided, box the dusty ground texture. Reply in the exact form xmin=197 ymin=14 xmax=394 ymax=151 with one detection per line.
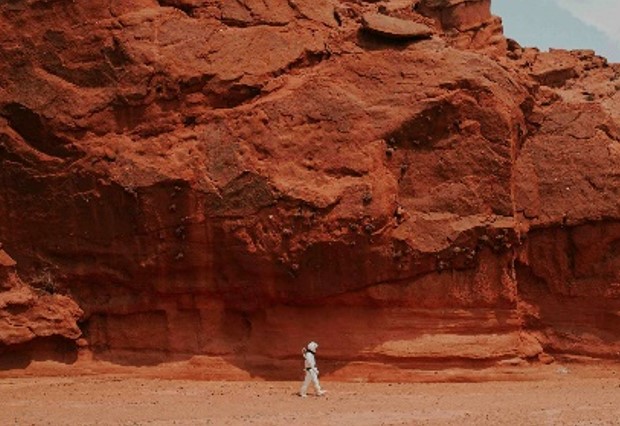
xmin=1 ymin=368 xmax=619 ymax=425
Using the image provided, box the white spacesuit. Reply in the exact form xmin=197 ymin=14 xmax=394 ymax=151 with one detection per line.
xmin=299 ymin=341 xmax=326 ymax=397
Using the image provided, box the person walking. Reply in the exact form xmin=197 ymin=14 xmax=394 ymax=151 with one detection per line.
xmin=299 ymin=341 xmax=326 ymax=397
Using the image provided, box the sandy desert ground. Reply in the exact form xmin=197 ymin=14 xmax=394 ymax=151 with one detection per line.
xmin=1 ymin=366 xmax=619 ymax=425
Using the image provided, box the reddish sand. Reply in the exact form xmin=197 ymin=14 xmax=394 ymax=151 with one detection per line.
xmin=1 ymin=367 xmax=619 ymax=425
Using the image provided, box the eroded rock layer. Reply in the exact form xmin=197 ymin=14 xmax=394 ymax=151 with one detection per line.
xmin=0 ymin=0 xmax=619 ymax=379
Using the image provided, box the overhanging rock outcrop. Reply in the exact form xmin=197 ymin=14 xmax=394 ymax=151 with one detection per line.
xmin=361 ymin=12 xmax=433 ymax=40
xmin=0 ymin=245 xmax=82 ymax=362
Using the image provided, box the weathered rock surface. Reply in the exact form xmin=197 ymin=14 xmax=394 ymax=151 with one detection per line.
xmin=0 ymin=246 xmax=82 ymax=349
xmin=0 ymin=0 xmax=618 ymax=379
xmin=418 ymin=0 xmax=506 ymax=54
xmin=361 ymin=12 xmax=433 ymax=40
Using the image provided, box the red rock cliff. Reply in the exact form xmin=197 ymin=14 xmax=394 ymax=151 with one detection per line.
xmin=1 ymin=0 xmax=619 ymax=379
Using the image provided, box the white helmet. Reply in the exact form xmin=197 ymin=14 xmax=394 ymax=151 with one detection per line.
xmin=307 ymin=341 xmax=318 ymax=351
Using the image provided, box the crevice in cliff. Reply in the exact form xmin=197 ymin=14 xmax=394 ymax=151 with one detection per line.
xmin=221 ymin=18 xmax=290 ymax=29
xmin=323 ymin=166 xmax=368 ymax=178
xmin=356 ymin=30 xmax=423 ymax=52
xmin=102 ymin=36 xmax=133 ymax=69
xmin=156 ymin=0 xmax=196 ymax=18
xmin=0 ymin=336 xmax=78 ymax=370
xmin=269 ymin=48 xmax=332 ymax=79
xmin=383 ymin=100 xmax=460 ymax=150
xmin=0 ymin=103 xmax=82 ymax=160
xmin=0 ymin=134 xmax=63 ymax=171
xmin=4 ymin=303 xmax=30 ymax=316
xmin=596 ymin=123 xmax=620 ymax=143
xmin=205 ymin=83 xmax=263 ymax=109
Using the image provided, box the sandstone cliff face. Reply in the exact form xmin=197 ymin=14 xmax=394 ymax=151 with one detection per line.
xmin=0 ymin=0 xmax=618 ymax=379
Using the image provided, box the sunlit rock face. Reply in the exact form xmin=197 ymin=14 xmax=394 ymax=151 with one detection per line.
xmin=0 ymin=0 xmax=618 ymax=379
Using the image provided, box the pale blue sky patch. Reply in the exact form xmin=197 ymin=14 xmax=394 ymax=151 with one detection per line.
xmin=492 ymin=0 xmax=620 ymax=62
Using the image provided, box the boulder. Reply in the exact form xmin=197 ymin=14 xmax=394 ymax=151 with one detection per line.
xmin=361 ymin=12 xmax=433 ymax=40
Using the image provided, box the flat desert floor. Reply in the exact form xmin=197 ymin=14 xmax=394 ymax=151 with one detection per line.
xmin=1 ymin=367 xmax=619 ymax=425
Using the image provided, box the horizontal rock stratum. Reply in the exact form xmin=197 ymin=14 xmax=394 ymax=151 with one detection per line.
xmin=0 ymin=0 xmax=619 ymax=380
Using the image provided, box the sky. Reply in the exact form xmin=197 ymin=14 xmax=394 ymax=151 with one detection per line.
xmin=492 ymin=0 xmax=620 ymax=62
